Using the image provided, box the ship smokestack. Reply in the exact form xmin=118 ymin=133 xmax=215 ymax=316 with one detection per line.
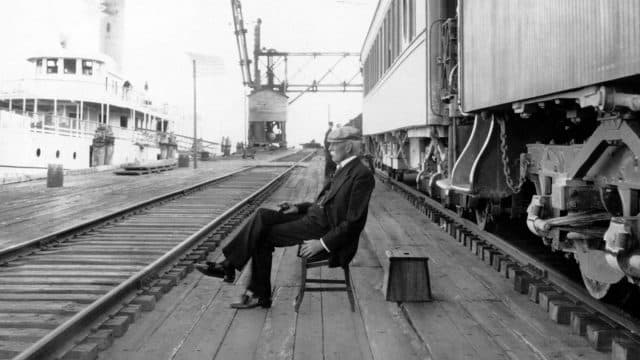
xmin=100 ymin=0 xmax=125 ymax=71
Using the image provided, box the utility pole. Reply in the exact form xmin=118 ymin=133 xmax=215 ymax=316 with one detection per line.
xmin=192 ymin=59 xmax=197 ymax=169
xmin=244 ymin=88 xmax=248 ymax=146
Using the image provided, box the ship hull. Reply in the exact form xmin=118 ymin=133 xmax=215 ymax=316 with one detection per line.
xmin=0 ymin=110 xmax=164 ymax=184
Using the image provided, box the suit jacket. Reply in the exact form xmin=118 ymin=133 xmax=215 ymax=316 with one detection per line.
xmin=298 ymin=157 xmax=375 ymax=267
xmin=323 ymin=129 xmax=336 ymax=174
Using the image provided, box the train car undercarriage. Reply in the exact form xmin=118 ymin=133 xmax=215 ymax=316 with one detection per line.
xmin=522 ymin=86 xmax=640 ymax=298
xmin=366 ymin=85 xmax=640 ymax=299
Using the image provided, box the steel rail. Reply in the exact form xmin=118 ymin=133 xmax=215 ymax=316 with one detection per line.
xmin=271 ymin=150 xmax=318 ymax=163
xmin=0 ymin=166 xmax=252 ymax=261
xmin=377 ymin=171 xmax=640 ymax=336
xmin=14 ymin=154 xmax=314 ymax=359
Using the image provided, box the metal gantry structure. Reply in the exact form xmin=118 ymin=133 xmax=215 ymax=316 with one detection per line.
xmin=230 ymin=0 xmax=362 ymax=104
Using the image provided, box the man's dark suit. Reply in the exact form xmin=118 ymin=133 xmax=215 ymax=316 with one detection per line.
xmin=222 ymin=157 xmax=375 ymax=298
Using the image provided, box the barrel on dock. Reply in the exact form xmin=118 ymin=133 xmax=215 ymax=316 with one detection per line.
xmin=178 ymin=154 xmax=190 ymax=167
xmin=47 ymin=163 xmax=64 ymax=187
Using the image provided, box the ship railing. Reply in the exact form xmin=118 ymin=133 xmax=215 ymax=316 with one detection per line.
xmin=0 ymin=78 xmax=170 ymax=116
xmin=0 ymin=109 xmax=97 ymax=139
xmin=0 ymin=107 xmax=149 ymax=142
xmin=0 ymin=107 xmax=219 ymax=152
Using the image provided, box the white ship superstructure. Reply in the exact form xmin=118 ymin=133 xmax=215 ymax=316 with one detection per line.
xmin=0 ymin=0 xmax=180 ymax=183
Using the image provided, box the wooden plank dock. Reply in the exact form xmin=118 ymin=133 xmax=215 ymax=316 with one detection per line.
xmin=0 ymin=152 xmax=611 ymax=359
xmin=0 ymin=151 xmax=290 ymax=250
xmin=98 ymin=156 xmax=607 ymax=359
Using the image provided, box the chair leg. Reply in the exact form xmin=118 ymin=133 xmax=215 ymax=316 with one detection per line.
xmin=295 ymin=257 xmax=308 ymax=313
xmin=343 ymin=266 xmax=356 ymax=312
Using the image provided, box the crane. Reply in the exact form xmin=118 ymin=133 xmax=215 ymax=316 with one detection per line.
xmin=229 ymin=0 xmax=362 ymax=104
xmin=230 ymin=0 xmax=253 ymax=87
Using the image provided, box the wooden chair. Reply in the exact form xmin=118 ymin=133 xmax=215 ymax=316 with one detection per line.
xmin=294 ymin=246 xmax=355 ymax=313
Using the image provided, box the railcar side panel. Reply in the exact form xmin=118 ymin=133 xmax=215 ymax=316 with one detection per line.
xmin=361 ymin=0 xmax=426 ymax=64
xmin=461 ymin=0 xmax=640 ymax=112
xmin=363 ymin=37 xmax=426 ymax=135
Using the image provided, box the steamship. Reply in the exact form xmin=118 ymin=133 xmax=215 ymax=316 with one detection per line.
xmin=0 ymin=0 xmax=183 ymax=183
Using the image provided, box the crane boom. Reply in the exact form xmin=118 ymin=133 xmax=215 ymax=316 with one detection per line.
xmin=230 ymin=0 xmax=253 ymax=87
xmin=229 ymin=0 xmax=362 ymax=101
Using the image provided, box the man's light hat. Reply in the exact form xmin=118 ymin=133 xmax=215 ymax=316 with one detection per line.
xmin=326 ymin=126 xmax=361 ymax=142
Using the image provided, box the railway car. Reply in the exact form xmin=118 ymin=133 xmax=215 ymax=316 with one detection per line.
xmin=361 ymin=0 xmax=640 ymax=299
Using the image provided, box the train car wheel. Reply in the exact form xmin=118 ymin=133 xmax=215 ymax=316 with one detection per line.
xmin=581 ymin=273 xmax=611 ymax=299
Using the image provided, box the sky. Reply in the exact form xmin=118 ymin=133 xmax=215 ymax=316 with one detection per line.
xmin=0 ymin=0 xmax=378 ymax=146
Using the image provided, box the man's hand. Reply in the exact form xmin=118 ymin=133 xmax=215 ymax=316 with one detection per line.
xmin=277 ymin=201 xmax=298 ymax=214
xmin=299 ymin=240 xmax=325 ymax=258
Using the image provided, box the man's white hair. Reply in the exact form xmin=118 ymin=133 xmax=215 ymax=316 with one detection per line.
xmin=346 ymin=139 xmax=362 ymax=156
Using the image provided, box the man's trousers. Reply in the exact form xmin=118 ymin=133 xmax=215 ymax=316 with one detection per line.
xmin=222 ymin=207 xmax=330 ymax=298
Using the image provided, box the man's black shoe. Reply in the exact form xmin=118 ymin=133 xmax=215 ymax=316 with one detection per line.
xmin=230 ymin=294 xmax=272 ymax=309
xmin=195 ymin=262 xmax=235 ymax=283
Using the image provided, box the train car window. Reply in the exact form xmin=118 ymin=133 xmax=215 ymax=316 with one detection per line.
xmin=394 ymin=0 xmax=400 ymax=57
xmin=403 ymin=0 xmax=408 ymax=41
xmin=384 ymin=17 xmax=388 ymax=70
xmin=386 ymin=11 xmax=392 ymax=70
xmin=409 ymin=0 xmax=415 ymax=40
xmin=382 ymin=19 xmax=386 ymax=71
xmin=376 ymin=36 xmax=380 ymax=80
xmin=392 ymin=1 xmax=396 ymax=61
xmin=364 ymin=58 xmax=368 ymax=94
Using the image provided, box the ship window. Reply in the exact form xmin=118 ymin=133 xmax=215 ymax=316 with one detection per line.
xmin=46 ymin=59 xmax=58 ymax=74
xmin=73 ymin=152 xmax=77 ymax=160
xmin=64 ymin=59 xmax=76 ymax=74
xmin=120 ymin=116 xmax=128 ymax=128
xmin=82 ymin=60 xmax=93 ymax=75
xmin=56 ymin=150 xmax=60 ymax=159
xmin=36 ymin=148 xmax=41 ymax=157
xmin=36 ymin=59 xmax=43 ymax=74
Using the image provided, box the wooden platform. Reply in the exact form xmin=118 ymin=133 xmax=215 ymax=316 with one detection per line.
xmin=0 ymin=150 xmax=295 ymax=251
xmin=113 ymin=160 xmax=178 ymax=176
xmin=98 ymin=157 xmax=608 ymax=360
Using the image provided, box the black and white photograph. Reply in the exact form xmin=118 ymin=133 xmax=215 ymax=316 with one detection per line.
xmin=0 ymin=1 xmax=639 ymax=359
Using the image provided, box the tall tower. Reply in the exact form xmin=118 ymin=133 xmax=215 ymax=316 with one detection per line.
xmin=100 ymin=0 xmax=125 ymax=71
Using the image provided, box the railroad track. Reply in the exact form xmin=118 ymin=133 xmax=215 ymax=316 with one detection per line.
xmin=271 ymin=150 xmax=317 ymax=163
xmin=377 ymin=171 xmax=640 ymax=356
xmin=0 ymin=153 xmax=314 ymax=360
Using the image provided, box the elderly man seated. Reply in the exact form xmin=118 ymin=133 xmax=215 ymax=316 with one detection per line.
xmin=196 ymin=126 xmax=375 ymax=308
